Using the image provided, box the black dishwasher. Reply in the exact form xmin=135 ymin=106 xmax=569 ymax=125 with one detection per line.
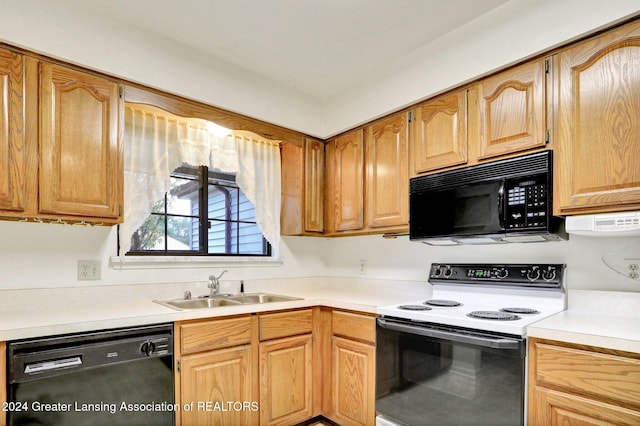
xmin=6 ymin=323 xmax=175 ymax=426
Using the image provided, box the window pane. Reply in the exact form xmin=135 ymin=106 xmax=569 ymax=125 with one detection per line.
xmin=131 ymin=215 xmax=165 ymax=251
xmin=166 ymin=216 xmax=197 ymax=251
xmin=237 ymin=222 xmax=266 ymax=254
xmin=207 ymin=219 xmax=230 ymax=254
xmin=207 ymin=184 xmax=238 ymax=221
xmin=168 ymin=177 xmax=199 ymax=216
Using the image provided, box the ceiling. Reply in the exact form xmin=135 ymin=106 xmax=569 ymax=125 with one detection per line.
xmin=71 ymin=0 xmax=509 ymax=101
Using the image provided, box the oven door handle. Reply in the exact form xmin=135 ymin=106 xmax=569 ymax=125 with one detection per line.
xmin=377 ymin=318 xmax=523 ymax=350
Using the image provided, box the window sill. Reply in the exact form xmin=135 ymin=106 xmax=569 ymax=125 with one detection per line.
xmin=109 ymin=255 xmax=282 ymax=270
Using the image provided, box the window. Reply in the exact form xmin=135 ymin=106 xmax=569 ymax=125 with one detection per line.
xmin=127 ymin=166 xmax=270 ymax=256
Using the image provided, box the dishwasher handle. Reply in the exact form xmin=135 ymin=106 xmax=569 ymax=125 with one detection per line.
xmin=24 ymin=356 xmax=83 ymax=374
xmin=377 ymin=317 xmax=523 ymax=350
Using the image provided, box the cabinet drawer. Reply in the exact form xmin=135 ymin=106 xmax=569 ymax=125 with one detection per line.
xmin=260 ymin=309 xmax=313 ymax=341
xmin=534 ymin=341 xmax=640 ymax=409
xmin=332 ymin=310 xmax=376 ymax=344
xmin=180 ymin=316 xmax=252 ymax=354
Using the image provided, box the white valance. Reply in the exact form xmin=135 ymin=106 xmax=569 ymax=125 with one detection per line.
xmin=119 ymin=104 xmax=281 ymax=256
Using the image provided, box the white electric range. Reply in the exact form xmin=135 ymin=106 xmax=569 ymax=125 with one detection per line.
xmin=375 ymin=263 xmax=567 ymax=426
xmin=377 ymin=263 xmax=567 ymax=336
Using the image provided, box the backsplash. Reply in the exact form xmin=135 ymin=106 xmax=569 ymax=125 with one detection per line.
xmin=0 ymin=220 xmax=638 ymax=292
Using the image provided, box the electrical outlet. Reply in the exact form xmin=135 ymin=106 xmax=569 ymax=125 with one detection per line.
xmin=359 ymin=259 xmax=367 ymax=275
xmin=624 ymin=259 xmax=640 ymax=280
xmin=78 ymin=260 xmax=101 ymax=281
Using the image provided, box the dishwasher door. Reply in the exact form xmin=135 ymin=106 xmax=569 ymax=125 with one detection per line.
xmin=7 ymin=323 xmax=175 ymax=426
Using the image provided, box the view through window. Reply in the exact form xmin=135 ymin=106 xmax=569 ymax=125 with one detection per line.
xmin=128 ymin=166 xmax=270 ymax=256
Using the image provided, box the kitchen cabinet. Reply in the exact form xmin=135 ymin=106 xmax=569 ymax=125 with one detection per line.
xmin=327 ymin=310 xmax=376 ymax=426
xmin=176 ymin=315 xmax=259 ymax=426
xmin=325 ymin=129 xmax=364 ymax=233
xmin=555 ymin=19 xmax=640 ymax=215
xmin=474 ymin=57 xmax=549 ymax=160
xmin=0 ymin=56 xmax=122 ymax=224
xmin=528 ymin=338 xmax=640 ymax=425
xmin=0 ymin=49 xmax=32 ymax=216
xmin=325 ymin=112 xmax=409 ymax=235
xmin=410 ymin=89 xmax=468 ymax=175
xmin=365 ymin=113 xmax=409 ymax=230
xmin=39 ymin=62 xmax=122 ymax=221
xmin=258 ymin=309 xmax=314 ymax=425
xmin=280 ymin=138 xmax=324 ymax=235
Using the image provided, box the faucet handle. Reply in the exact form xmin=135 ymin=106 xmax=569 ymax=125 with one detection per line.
xmin=212 ymin=270 xmax=228 ymax=280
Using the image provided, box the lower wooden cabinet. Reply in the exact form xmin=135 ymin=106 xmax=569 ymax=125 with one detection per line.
xmin=175 ymin=309 xmax=376 ymax=426
xmin=259 ymin=334 xmax=313 ymax=425
xmin=326 ymin=310 xmax=377 ymax=426
xmin=180 ymin=345 xmax=257 ymax=426
xmin=176 ymin=315 xmax=259 ymax=426
xmin=528 ymin=338 xmax=640 ymax=426
xmin=331 ymin=337 xmax=376 ymax=426
xmin=1 ymin=341 xmax=6 ymax=426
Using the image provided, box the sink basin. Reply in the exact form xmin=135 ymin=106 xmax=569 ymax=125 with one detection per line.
xmin=156 ymin=298 xmax=243 ymax=310
xmin=226 ymin=293 xmax=302 ymax=304
xmin=155 ymin=293 xmax=302 ymax=310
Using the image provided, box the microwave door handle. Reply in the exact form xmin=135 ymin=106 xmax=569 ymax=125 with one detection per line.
xmin=498 ymin=182 xmax=506 ymax=229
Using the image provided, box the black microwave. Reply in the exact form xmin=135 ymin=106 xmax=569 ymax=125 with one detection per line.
xmin=409 ymin=151 xmax=567 ymax=245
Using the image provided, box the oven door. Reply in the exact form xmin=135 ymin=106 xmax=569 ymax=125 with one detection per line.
xmin=376 ymin=317 xmax=525 ymax=426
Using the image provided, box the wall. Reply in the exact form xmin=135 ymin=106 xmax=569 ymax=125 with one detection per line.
xmin=0 ymin=221 xmax=329 ymax=290
xmin=324 ymin=234 xmax=640 ymax=293
xmin=1 ymin=217 xmax=639 ymax=293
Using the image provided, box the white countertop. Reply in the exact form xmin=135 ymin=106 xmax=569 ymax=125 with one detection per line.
xmin=527 ymin=289 xmax=640 ymax=353
xmin=3 ymin=282 xmax=639 ymax=355
xmin=0 ymin=277 xmax=430 ymax=341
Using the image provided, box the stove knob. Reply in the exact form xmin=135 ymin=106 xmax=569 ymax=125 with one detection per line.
xmin=443 ymin=267 xmax=453 ymax=278
xmin=526 ymin=268 xmax=541 ymax=281
xmin=432 ymin=266 xmax=442 ymax=277
xmin=542 ymin=267 xmax=557 ymax=281
xmin=496 ymin=268 xmax=509 ymax=279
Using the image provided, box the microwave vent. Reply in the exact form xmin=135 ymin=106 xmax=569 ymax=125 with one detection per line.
xmin=410 ymin=151 xmax=551 ymax=192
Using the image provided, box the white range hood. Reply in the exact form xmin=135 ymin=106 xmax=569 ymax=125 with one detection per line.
xmin=566 ymin=211 xmax=640 ymax=237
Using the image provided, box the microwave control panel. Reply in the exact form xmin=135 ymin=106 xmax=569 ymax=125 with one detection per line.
xmin=505 ymin=175 xmax=549 ymax=229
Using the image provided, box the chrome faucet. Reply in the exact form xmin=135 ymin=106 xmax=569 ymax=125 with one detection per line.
xmin=208 ymin=270 xmax=228 ymax=297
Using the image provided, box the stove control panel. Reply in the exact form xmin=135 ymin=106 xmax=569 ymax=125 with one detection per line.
xmin=429 ymin=263 xmax=565 ymax=289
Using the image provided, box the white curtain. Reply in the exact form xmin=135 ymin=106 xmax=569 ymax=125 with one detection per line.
xmin=119 ymin=104 xmax=281 ymax=256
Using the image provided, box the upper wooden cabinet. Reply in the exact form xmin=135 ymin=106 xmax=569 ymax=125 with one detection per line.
xmin=411 ymin=89 xmax=468 ymax=175
xmin=555 ymin=20 xmax=640 ymax=215
xmin=475 ymin=58 xmax=548 ymax=160
xmin=0 ymin=49 xmax=28 ymax=214
xmin=39 ymin=63 xmax=122 ymax=220
xmin=325 ymin=129 xmax=364 ymax=233
xmin=365 ymin=113 xmax=409 ymax=229
xmin=280 ymin=138 xmax=324 ymax=236
xmin=0 ymin=55 xmax=123 ymax=224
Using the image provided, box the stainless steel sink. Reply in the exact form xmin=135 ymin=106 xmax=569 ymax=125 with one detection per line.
xmin=155 ymin=293 xmax=302 ymax=310
xmin=225 ymin=293 xmax=302 ymax=304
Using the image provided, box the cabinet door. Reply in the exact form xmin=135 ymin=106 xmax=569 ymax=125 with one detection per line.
xmin=259 ymin=334 xmax=313 ymax=425
xmin=180 ymin=345 xmax=257 ymax=426
xmin=411 ymin=90 xmax=467 ymax=175
xmin=0 ymin=49 xmax=27 ymax=213
xmin=476 ymin=58 xmax=547 ymax=160
xmin=331 ymin=337 xmax=375 ymax=426
xmin=39 ymin=63 xmax=122 ymax=220
xmin=555 ymin=20 xmax=640 ymax=214
xmin=304 ymin=138 xmax=324 ymax=233
xmin=326 ymin=130 xmax=364 ymax=232
xmin=530 ymin=387 xmax=640 ymax=426
xmin=365 ymin=113 xmax=409 ymax=229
